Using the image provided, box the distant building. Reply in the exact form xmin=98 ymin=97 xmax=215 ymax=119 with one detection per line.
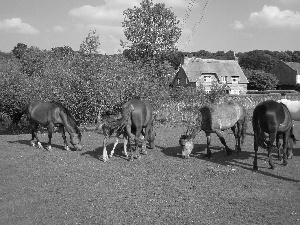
xmin=171 ymin=57 xmax=248 ymax=95
xmin=271 ymin=61 xmax=300 ymax=90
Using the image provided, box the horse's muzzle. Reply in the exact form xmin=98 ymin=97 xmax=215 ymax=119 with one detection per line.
xmin=75 ymin=144 xmax=83 ymax=151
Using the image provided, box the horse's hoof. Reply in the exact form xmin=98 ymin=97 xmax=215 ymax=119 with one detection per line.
xmin=204 ymin=154 xmax=211 ymax=158
xmin=37 ymin=142 xmax=43 ymax=149
xmin=30 ymin=140 xmax=35 ymax=147
xmin=287 ymin=154 xmax=293 ymax=159
xmin=64 ymin=146 xmax=71 ymax=151
xmin=109 ymin=154 xmax=113 ymax=158
xmin=45 ymin=145 xmax=52 ymax=151
xmin=282 ymin=161 xmax=288 ymax=166
xmin=253 ymin=166 xmax=258 ymax=170
xmin=269 ymin=166 xmax=275 ymax=170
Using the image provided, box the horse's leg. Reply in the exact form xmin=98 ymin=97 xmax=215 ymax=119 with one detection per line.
xmin=134 ymin=126 xmax=143 ymax=159
xmin=46 ymin=123 xmax=54 ymax=151
xmin=61 ymin=127 xmax=70 ymax=151
xmin=281 ymin=132 xmax=288 ymax=166
xmin=215 ymin=130 xmax=233 ymax=155
xmin=205 ymin=132 xmax=212 ymax=158
xmin=109 ymin=136 xmax=119 ymax=158
xmin=31 ymin=122 xmax=42 ymax=149
xmin=102 ymin=136 xmax=109 ymax=162
xmin=123 ymin=135 xmax=129 ymax=158
xmin=267 ymin=132 xmax=276 ymax=169
xmin=231 ymin=123 xmax=241 ymax=153
xmin=125 ymin=124 xmax=134 ymax=161
xmin=276 ymin=134 xmax=282 ymax=160
xmin=140 ymin=134 xmax=147 ymax=155
xmin=253 ymin=134 xmax=259 ymax=170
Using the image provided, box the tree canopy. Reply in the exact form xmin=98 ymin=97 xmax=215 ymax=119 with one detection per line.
xmin=121 ymin=0 xmax=181 ymax=61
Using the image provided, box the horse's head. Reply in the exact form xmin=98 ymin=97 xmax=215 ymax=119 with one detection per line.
xmin=179 ymin=134 xmax=194 ymax=159
xmin=70 ymin=128 xmax=83 ymax=151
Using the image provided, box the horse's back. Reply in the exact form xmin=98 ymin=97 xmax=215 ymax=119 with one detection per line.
xmin=253 ymin=100 xmax=291 ymax=133
xmin=203 ymin=101 xmax=245 ymax=131
xmin=123 ymin=99 xmax=153 ymax=127
xmin=279 ymin=99 xmax=300 ymax=121
xmin=27 ymin=101 xmax=63 ymax=125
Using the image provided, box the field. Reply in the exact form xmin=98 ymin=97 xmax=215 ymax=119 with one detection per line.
xmin=1 ymin=121 xmax=300 ymax=225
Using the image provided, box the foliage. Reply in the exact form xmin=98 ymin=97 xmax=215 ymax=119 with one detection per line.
xmin=244 ymin=70 xmax=278 ymax=91
xmin=12 ymin=43 xmax=27 ymax=59
xmin=121 ymin=0 xmax=181 ymax=61
xmin=79 ymin=30 xmax=101 ymax=54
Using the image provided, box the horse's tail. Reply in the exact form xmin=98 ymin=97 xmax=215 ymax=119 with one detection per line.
xmin=252 ymin=112 xmax=268 ymax=149
xmin=241 ymin=108 xmax=248 ymax=145
xmin=11 ymin=104 xmax=28 ymax=126
xmin=110 ymin=104 xmax=134 ymax=132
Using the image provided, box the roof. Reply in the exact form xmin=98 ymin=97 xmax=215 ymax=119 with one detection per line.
xmin=285 ymin=62 xmax=300 ymax=73
xmin=182 ymin=58 xmax=248 ymax=84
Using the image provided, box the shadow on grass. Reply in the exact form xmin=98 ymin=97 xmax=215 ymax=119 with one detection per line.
xmin=7 ymin=139 xmax=77 ymax=151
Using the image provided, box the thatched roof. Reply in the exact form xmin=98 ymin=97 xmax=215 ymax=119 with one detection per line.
xmin=182 ymin=58 xmax=248 ymax=84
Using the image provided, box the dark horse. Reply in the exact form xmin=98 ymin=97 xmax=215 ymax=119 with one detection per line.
xmin=12 ymin=101 xmax=83 ymax=151
xmin=179 ymin=101 xmax=247 ymax=159
xmin=95 ymin=99 xmax=155 ymax=162
xmin=252 ymin=100 xmax=296 ymax=170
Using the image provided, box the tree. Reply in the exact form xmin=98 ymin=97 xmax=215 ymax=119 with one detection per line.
xmin=244 ymin=70 xmax=278 ymax=91
xmin=79 ymin=30 xmax=100 ymax=54
xmin=12 ymin=43 xmax=27 ymax=59
xmin=121 ymin=0 xmax=181 ymax=61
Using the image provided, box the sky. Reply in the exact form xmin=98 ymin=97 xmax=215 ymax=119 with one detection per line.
xmin=0 ymin=0 xmax=300 ymax=54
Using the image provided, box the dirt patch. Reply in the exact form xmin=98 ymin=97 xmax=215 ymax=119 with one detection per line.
xmin=1 ymin=122 xmax=300 ymax=224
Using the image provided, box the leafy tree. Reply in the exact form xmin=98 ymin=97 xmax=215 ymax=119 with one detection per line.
xmin=50 ymin=46 xmax=74 ymax=59
xmin=121 ymin=0 xmax=181 ymax=61
xmin=12 ymin=43 xmax=27 ymax=59
xmin=20 ymin=46 xmax=46 ymax=76
xmin=244 ymin=70 xmax=278 ymax=91
xmin=79 ymin=29 xmax=100 ymax=54
xmin=239 ymin=50 xmax=277 ymax=72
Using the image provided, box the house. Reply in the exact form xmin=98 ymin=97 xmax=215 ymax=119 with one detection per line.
xmin=171 ymin=57 xmax=248 ymax=95
xmin=271 ymin=61 xmax=300 ymax=90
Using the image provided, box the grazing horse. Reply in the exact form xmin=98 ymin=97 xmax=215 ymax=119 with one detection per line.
xmin=95 ymin=113 xmax=145 ymax=161
xmin=252 ymin=100 xmax=296 ymax=170
xmin=179 ymin=101 xmax=247 ymax=159
xmin=12 ymin=101 xmax=83 ymax=151
xmin=96 ymin=99 xmax=155 ymax=162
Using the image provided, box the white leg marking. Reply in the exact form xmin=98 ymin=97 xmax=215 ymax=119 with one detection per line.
xmin=37 ymin=142 xmax=43 ymax=149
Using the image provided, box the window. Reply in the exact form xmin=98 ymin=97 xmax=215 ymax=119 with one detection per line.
xmin=203 ymin=76 xmax=211 ymax=82
xmin=177 ymin=78 xmax=180 ymax=85
xmin=221 ymin=76 xmax=227 ymax=83
xmin=231 ymin=76 xmax=239 ymax=83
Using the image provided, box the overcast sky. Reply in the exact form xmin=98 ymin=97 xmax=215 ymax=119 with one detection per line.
xmin=0 ymin=0 xmax=300 ymax=54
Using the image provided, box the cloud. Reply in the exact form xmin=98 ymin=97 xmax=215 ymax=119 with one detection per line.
xmin=53 ymin=26 xmax=65 ymax=33
xmin=69 ymin=0 xmax=187 ymax=23
xmin=0 ymin=18 xmax=39 ymax=34
xmin=235 ymin=5 xmax=300 ymax=30
xmin=249 ymin=5 xmax=300 ymax=29
xmin=232 ymin=20 xmax=244 ymax=30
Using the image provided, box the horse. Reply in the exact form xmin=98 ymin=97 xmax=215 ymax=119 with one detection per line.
xmin=277 ymin=98 xmax=300 ymax=121
xmin=96 ymin=99 xmax=155 ymax=162
xmin=252 ymin=100 xmax=296 ymax=170
xmin=12 ymin=101 xmax=83 ymax=151
xmin=179 ymin=101 xmax=247 ymax=159
xmin=275 ymin=98 xmax=300 ymax=159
